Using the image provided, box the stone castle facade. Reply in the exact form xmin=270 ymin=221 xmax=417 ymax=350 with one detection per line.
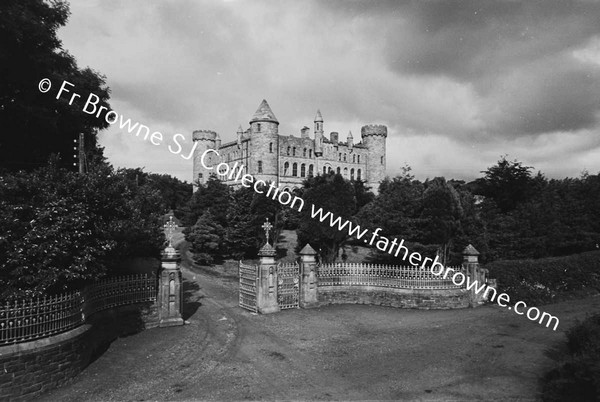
xmin=192 ymin=100 xmax=387 ymax=193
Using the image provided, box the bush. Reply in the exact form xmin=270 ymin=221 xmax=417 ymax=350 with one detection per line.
xmin=542 ymin=314 xmax=600 ymax=401
xmin=486 ymin=251 xmax=600 ymax=305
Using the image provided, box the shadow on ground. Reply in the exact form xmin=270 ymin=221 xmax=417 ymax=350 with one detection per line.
xmin=182 ymin=279 xmax=203 ymax=320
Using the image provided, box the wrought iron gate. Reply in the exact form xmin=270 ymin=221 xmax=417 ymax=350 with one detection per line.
xmin=239 ymin=261 xmax=258 ymax=312
xmin=277 ymin=262 xmax=300 ymax=309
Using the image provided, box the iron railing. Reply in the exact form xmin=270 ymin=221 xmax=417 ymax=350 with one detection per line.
xmin=0 ymin=274 xmax=156 ymax=346
xmin=317 ymin=263 xmax=465 ymax=289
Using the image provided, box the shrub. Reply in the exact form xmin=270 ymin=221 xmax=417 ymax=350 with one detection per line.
xmin=486 ymin=251 xmax=600 ymax=305
xmin=542 ymin=314 xmax=600 ymax=401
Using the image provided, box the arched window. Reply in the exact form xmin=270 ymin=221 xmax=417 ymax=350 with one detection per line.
xmin=353 ymin=154 xmax=356 ymax=163
xmin=357 ymin=169 xmax=362 ymax=180
xmin=257 ymin=161 xmax=263 ymax=173
xmin=308 ymin=164 xmax=314 ymax=177
xmin=287 ymin=146 xmax=290 ymax=155
xmin=323 ymin=166 xmax=327 ymax=175
xmin=269 ymin=143 xmax=273 ymax=153
xmin=336 ymin=167 xmax=341 ymax=174
xmin=292 ymin=163 xmax=298 ymax=176
xmin=344 ymin=153 xmax=347 ymax=162
xmin=350 ymin=168 xmax=355 ymax=180
xmin=381 ymin=156 xmax=384 ymax=164
xmin=303 ymin=148 xmax=307 ymax=157
xmin=301 ymin=163 xmax=306 ymax=177
xmin=343 ymin=167 xmax=348 ymax=178
xmin=284 ymin=162 xmax=289 ymax=176
xmin=309 ymin=149 xmax=312 ymax=158
xmin=357 ymin=155 xmax=361 ymax=163
xmin=293 ymin=147 xmax=296 ymax=156
xmin=338 ymin=153 xmax=341 ymax=161
xmin=329 ymin=166 xmax=333 ymax=173
xmin=257 ymin=123 xmax=261 ymax=132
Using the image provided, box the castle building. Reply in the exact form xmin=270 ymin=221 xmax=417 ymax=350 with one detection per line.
xmin=192 ymin=100 xmax=387 ymax=194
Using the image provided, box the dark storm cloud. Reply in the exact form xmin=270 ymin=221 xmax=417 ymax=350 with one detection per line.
xmin=324 ymin=0 xmax=600 ymax=136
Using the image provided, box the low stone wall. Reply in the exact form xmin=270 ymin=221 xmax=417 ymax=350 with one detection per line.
xmin=317 ymin=285 xmax=471 ymax=309
xmin=0 ymin=302 xmax=159 ymax=401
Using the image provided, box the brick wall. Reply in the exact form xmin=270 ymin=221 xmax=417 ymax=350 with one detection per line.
xmin=0 ymin=302 xmax=158 ymax=401
xmin=317 ymin=285 xmax=471 ymax=309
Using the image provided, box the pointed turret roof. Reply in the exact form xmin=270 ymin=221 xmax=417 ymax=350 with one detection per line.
xmin=347 ymin=130 xmax=353 ymax=138
xmin=237 ymin=125 xmax=243 ymax=133
xmin=250 ymin=99 xmax=278 ymax=124
xmin=314 ymin=109 xmax=323 ymax=122
xmin=463 ymin=244 xmax=480 ymax=255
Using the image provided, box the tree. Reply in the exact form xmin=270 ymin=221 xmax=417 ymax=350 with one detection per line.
xmin=0 ymin=0 xmax=111 ymax=170
xmin=184 ymin=211 xmax=225 ymax=265
xmin=182 ymin=174 xmax=230 ymax=227
xmin=296 ymin=172 xmax=357 ymax=262
xmin=0 ymin=159 xmax=164 ymax=298
xmin=473 ymin=156 xmax=535 ymax=212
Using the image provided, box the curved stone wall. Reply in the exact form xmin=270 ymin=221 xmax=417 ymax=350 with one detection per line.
xmin=317 ymin=285 xmax=471 ymax=309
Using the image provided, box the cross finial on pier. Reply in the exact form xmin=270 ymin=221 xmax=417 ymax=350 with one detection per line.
xmin=164 ymin=215 xmax=177 ymax=247
xmin=262 ymin=218 xmax=273 ymax=245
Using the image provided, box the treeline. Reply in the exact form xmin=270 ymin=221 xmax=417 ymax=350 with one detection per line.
xmin=183 ymin=158 xmax=600 ymax=267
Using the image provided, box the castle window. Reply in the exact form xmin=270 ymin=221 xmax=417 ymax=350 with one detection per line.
xmin=301 ymin=163 xmax=306 ymax=177
xmin=293 ymin=147 xmax=296 ymax=156
xmin=309 ymin=164 xmax=314 ymax=177
xmin=350 ymin=169 xmax=354 ymax=180
xmin=198 ymin=173 xmax=203 ymax=179
xmin=357 ymin=155 xmax=361 ymax=163
xmin=336 ymin=167 xmax=341 ymax=174
xmin=258 ymin=160 xmax=263 ymax=173
xmin=287 ymin=146 xmax=290 ymax=155
xmin=357 ymin=169 xmax=362 ymax=180
xmin=343 ymin=167 xmax=348 ymax=178
xmin=269 ymin=143 xmax=273 ymax=153
xmin=284 ymin=162 xmax=289 ymax=176
xmin=323 ymin=166 xmax=327 ymax=175
xmin=329 ymin=166 xmax=333 ymax=173
xmin=344 ymin=153 xmax=347 ymax=162
xmin=381 ymin=156 xmax=384 ymax=164
xmin=353 ymin=154 xmax=356 ymax=163
xmin=292 ymin=163 xmax=298 ymax=176
xmin=309 ymin=149 xmax=312 ymax=158
xmin=303 ymin=148 xmax=307 ymax=157
xmin=338 ymin=153 xmax=341 ymax=161
xmin=257 ymin=123 xmax=261 ymax=132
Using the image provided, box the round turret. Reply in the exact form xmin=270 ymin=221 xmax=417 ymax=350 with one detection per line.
xmin=192 ymin=130 xmax=219 ymax=188
xmin=249 ymin=100 xmax=279 ymax=183
xmin=360 ymin=124 xmax=387 ymax=193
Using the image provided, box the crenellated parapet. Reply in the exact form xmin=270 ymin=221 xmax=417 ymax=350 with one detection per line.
xmin=360 ymin=124 xmax=388 ymax=138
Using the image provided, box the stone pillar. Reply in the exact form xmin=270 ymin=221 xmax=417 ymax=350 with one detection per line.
xmin=462 ymin=244 xmax=486 ymax=307
xmin=256 ymin=243 xmax=280 ymax=314
xmin=158 ymin=245 xmax=184 ymax=327
xmin=299 ymin=244 xmax=319 ymax=308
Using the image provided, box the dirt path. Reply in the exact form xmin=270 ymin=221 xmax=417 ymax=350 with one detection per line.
xmin=39 ymin=239 xmax=600 ymax=401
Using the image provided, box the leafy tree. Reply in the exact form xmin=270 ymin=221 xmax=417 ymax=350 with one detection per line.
xmin=296 ymin=172 xmax=357 ymax=262
xmin=182 ymin=174 xmax=230 ymax=227
xmin=0 ymin=0 xmax=111 ymax=170
xmin=0 ymin=159 xmax=164 ymax=298
xmin=184 ymin=211 xmax=225 ymax=265
xmin=473 ymin=156 xmax=535 ymax=213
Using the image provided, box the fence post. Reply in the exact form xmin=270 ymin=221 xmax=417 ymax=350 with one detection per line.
xmin=299 ymin=244 xmax=319 ymax=308
xmin=158 ymin=244 xmax=184 ymax=327
xmin=462 ymin=244 xmax=485 ymax=307
xmin=256 ymin=243 xmax=280 ymax=314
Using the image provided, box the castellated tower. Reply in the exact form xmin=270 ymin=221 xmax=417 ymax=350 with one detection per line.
xmin=249 ymin=99 xmax=279 ymax=184
xmin=192 ymin=129 xmax=218 ymax=186
xmin=361 ymin=124 xmax=387 ymax=192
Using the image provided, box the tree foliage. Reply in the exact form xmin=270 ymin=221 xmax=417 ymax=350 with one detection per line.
xmin=0 ymin=0 xmax=111 ymax=170
xmin=0 ymin=160 xmax=165 ymax=298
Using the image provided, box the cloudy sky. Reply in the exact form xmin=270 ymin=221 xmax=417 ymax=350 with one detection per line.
xmin=58 ymin=0 xmax=600 ymax=183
